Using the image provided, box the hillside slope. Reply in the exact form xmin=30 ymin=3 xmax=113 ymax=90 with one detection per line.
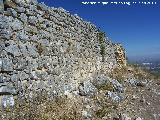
xmin=0 ymin=0 xmax=159 ymax=120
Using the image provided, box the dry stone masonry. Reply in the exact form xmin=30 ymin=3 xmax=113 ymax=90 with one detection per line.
xmin=114 ymin=43 xmax=127 ymax=66
xmin=0 ymin=0 xmax=126 ymax=108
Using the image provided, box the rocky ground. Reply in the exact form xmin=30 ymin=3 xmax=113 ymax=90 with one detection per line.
xmin=1 ymin=65 xmax=159 ymax=120
xmin=107 ymin=79 xmax=160 ymax=120
xmin=94 ymin=68 xmax=160 ymax=120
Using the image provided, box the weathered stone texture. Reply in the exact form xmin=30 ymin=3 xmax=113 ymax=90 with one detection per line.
xmin=0 ymin=0 xmax=126 ymax=107
xmin=114 ymin=43 xmax=127 ymax=66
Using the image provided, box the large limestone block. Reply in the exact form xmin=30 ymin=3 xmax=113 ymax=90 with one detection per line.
xmin=0 ymin=0 xmax=4 ymax=12
xmin=0 ymin=95 xmax=14 ymax=108
xmin=0 ymin=58 xmax=13 ymax=72
xmin=0 ymin=83 xmax=17 ymax=95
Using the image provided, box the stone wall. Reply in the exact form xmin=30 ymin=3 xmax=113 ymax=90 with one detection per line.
xmin=114 ymin=43 xmax=127 ymax=66
xmin=0 ymin=0 xmax=124 ymax=107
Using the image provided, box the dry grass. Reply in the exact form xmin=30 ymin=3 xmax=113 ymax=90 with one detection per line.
xmin=128 ymin=64 xmax=155 ymax=80
xmin=109 ymin=66 xmax=127 ymax=83
xmin=93 ymin=93 xmax=118 ymax=119
xmin=96 ymin=82 xmax=114 ymax=92
xmin=0 ymin=95 xmax=83 ymax=120
xmin=36 ymin=43 xmax=46 ymax=55
xmin=35 ymin=97 xmax=82 ymax=120
xmin=109 ymin=64 xmax=155 ymax=81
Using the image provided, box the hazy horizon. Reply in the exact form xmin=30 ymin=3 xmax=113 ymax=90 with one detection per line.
xmin=128 ymin=54 xmax=160 ymax=63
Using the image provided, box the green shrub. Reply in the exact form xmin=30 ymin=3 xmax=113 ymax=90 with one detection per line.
xmin=97 ymin=31 xmax=106 ymax=62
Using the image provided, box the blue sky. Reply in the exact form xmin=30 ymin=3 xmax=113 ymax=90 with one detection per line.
xmin=38 ymin=0 xmax=160 ymax=61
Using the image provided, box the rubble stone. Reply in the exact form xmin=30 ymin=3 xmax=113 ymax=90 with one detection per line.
xmin=0 ymin=0 xmax=125 ymax=110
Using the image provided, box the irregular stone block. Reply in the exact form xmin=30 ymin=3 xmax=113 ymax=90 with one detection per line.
xmin=120 ymin=114 xmax=131 ymax=120
xmin=6 ymin=8 xmax=17 ymax=17
xmin=5 ymin=44 xmax=21 ymax=56
xmin=26 ymin=44 xmax=38 ymax=57
xmin=1 ymin=58 xmax=13 ymax=72
xmin=10 ymin=74 xmax=18 ymax=82
xmin=82 ymin=110 xmax=92 ymax=119
xmin=0 ymin=28 xmax=11 ymax=39
xmin=28 ymin=16 xmax=38 ymax=25
xmin=110 ymin=79 xmax=124 ymax=93
xmin=11 ymin=18 xmax=23 ymax=31
xmin=37 ymin=2 xmax=48 ymax=11
xmin=35 ymin=70 xmax=48 ymax=80
xmin=1 ymin=95 xmax=14 ymax=108
xmin=78 ymin=80 xmax=97 ymax=96
xmin=52 ymin=56 xmax=59 ymax=66
xmin=20 ymin=13 xmax=28 ymax=23
xmin=0 ymin=74 xmax=10 ymax=83
xmin=0 ymin=75 xmax=4 ymax=83
xmin=127 ymin=79 xmax=146 ymax=87
xmin=18 ymin=71 xmax=29 ymax=81
xmin=37 ymin=80 xmax=47 ymax=90
xmin=15 ymin=6 xmax=25 ymax=13
xmin=0 ymin=83 xmax=17 ymax=95
xmin=0 ymin=0 xmax=4 ymax=13
xmin=0 ymin=15 xmax=9 ymax=29
xmin=30 ymin=71 xmax=38 ymax=80
xmin=135 ymin=117 xmax=143 ymax=120
xmin=26 ymin=0 xmax=38 ymax=4
xmin=17 ymin=30 xmax=29 ymax=41
xmin=13 ymin=57 xmax=28 ymax=71
xmin=63 ymin=84 xmax=72 ymax=93
xmin=29 ymin=35 xmax=38 ymax=42
xmin=25 ymin=25 xmax=38 ymax=34
xmin=0 ymin=59 xmax=2 ymax=71
xmin=19 ymin=44 xmax=28 ymax=55
xmin=107 ymin=91 xmax=124 ymax=102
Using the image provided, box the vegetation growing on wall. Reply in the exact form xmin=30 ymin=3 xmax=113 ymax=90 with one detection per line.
xmin=97 ymin=30 xmax=106 ymax=62
xmin=36 ymin=42 xmax=46 ymax=55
